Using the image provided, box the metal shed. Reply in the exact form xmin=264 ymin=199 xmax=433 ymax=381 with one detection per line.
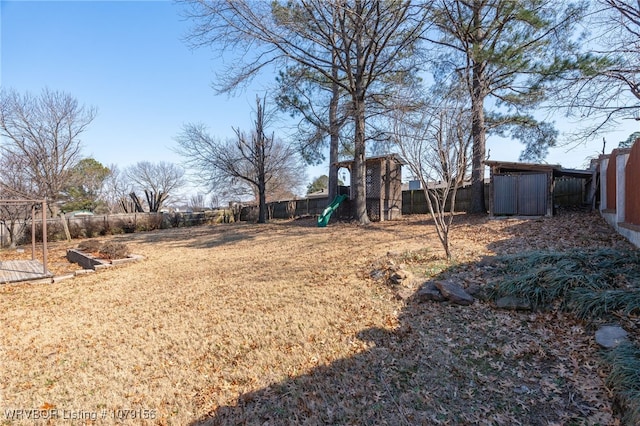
xmin=486 ymin=161 xmax=594 ymax=217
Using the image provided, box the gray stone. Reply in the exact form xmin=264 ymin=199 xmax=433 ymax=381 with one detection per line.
xmin=434 ymin=280 xmax=475 ymax=306
xmin=595 ymin=325 xmax=628 ymax=349
xmin=465 ymin=284 xmax=482 ymax=296
xmin=370 ymin=269 xmax=385 ymax=280
xmin=495 ymin=296 xmax=531 ymax=311
xmin=415 ymin=281 xmax=445 ymax=303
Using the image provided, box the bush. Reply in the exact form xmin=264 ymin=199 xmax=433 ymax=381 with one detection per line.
xmin=487 ymin=248 xmax=640 ymax=313
xmin=76 ymin=240 xmax=129 ymax=260
xmin=77 ymin=240 xmax=102 ymax=253
xmin=605 ymin=342 xmax=640 ymax=424
xmin=98 ymin=242 xmax=130 ymax=260
xmin=484 ymin=247 xmax=640 ymax=421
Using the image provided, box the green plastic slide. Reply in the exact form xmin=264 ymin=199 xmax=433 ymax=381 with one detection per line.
xmin=317 ymin=194 xmax=348 ymax=227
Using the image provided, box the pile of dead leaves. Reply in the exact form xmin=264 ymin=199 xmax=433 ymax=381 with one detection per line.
xmin=77 ymin=240 xmax=130 ymax=260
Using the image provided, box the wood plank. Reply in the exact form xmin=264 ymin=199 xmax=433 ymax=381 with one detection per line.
xmin=0 ymin=260 xmax=51 ymax=283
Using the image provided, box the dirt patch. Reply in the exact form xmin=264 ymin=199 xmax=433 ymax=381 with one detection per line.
xmin=0 ymin=212 xmax=634 ymax=424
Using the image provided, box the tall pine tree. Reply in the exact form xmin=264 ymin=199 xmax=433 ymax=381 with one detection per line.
xmin=427 ymin=0 xmax=588 ymax=213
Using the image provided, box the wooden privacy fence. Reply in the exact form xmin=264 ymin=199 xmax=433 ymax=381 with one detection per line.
xmin=553 ymin=177 xmax=586 ymax=207
xmin=240 ymin=198 xmax=328 ymax=222
xmin=402 ymin=184 xmax=489 ymax=215
xmin=4 ymin=180 xmax=591 ymax=245
xmin=240 ymin=181 xmax=587 ymax=221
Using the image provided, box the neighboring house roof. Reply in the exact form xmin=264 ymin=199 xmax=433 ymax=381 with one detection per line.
xmin=307 ymin=189 xmax=329 ymax=199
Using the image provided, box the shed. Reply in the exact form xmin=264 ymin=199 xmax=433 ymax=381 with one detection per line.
xmin=486 ymin=161 xmax=594 ymax=217
xmin=335 ymin=154 xmax=404 ymax=221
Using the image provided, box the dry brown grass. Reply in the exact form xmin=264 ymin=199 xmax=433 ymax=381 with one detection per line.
xmin=0 ymin=212 xmax=634 ymax=425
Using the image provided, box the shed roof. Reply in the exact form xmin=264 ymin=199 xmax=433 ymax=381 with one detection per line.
xmin=485 ymin=160 xmax=593 ymax=179
xmin=554 ymin=167 xmax=594 ymax=179
xmin=485 ymin=160 xmax=560 ymax=173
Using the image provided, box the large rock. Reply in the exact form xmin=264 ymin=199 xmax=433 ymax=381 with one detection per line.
xmin=595 ymin=325 xmax=628 ymax=349
xmin=414 ymin=281 xmax=445 ymax=303
xmin=434 ymin=279 xmax=475 ymax=306
xmin=495 ymin=296 xmax=531 ymax=311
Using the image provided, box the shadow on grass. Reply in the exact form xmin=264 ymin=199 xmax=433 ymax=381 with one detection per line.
xmin=187 ymin=210 xmax=635 ymax=425
xmin=112 ymin=215 xmax=426 ymax=251
xmin=190 ymin=262 xmax=608 ymax=425
xmin=110 ymin=222 xmax=274 ymax=250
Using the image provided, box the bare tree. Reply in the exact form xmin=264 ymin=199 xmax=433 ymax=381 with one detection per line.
xmin=180 ymin=0 xmax=427 ymax=224
xmin=176 ymin=96 xmax=306 ymax=223
xmin=99 ymin=165 xmax=132 ymax=213
xmin=124 ymin=161 xmax=186 ymax=212
xmin=189 ymin=193 xmax=206 ymax=211
xmin=392 ymin=85 xmax=471 ymax=260
xmin=0 ymin=154 xmax=38 ymax=247
xmin=559 ymin=1 xmax=640 ymax=139
xmin=0 ymin=88 xmax=97 ymax=216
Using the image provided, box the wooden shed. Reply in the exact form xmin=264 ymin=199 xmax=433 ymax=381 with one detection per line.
xmin=486 ymin=161 xmax=593 ymax=217
xmin=336 ymin=154 xmax=404 ymax=221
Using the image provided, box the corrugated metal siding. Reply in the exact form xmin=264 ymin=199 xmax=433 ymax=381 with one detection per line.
xmin=518 ymin=173 xmax=547 ymax=215
xmin=494 ymin=173 xmax=547 ymax=216
xmin=493 ymin=175 xmax=518 ymax=215
xmin=401 ymin=185 xmax=491 ymax=214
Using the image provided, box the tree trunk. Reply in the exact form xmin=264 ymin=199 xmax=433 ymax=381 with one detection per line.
xmin=469 ymin=88 xmax=486 ymax=214
xmin=353 ymin=96 xmax=370 ymax=225
xmin=353 ymin=0 xmax=370 ymax=225
xmin=469 ymin=2 xmax=487 ymax=214
xmin=328 ymin=52 xmax=340 ymax=202
xmin=255 ymin=95 xmax=268 ymax=224
xmin=129 ymin=192 xmax=145 ymax=212
xmin=257 ymin=179 xmax=267 ymax=223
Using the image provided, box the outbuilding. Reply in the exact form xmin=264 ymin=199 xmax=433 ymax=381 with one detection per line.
xmin=486 ymin=160 xmax=594 ymax=217
xmin=335 ymin=154 xmax=404 ymax=221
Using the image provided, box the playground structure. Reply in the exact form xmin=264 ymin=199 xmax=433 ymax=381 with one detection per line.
xmin=333 ymin=154 xmax=404 ymax=223
xmin=0 ymin=199 xmax=51 ymax=283
xmin=317 ymin=194 xmax=348 ymax=227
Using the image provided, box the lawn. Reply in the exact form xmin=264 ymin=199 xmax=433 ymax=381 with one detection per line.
xmin=1 ymin=212 xmax=636 ymax=425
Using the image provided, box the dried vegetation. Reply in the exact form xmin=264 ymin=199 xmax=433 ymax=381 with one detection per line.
xmin=76 ymin=240 xmax=130 ymax=260
xmin=0 ymin=211 xmax=637 ymax=425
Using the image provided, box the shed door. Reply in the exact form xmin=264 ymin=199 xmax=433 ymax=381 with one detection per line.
xmin=493 ymin=175 xmax=518 ymax=215
xmin=518 ymin=173 xmax=547 ymax=215
xmin=493 ymin=173 xmax=547 ymax=216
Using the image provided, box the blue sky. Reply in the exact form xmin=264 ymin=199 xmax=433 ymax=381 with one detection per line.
xmin=1 ymin=0 xmax=289 ymax=195
xmin=1 ymin=0 xmax=639 ymax=196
